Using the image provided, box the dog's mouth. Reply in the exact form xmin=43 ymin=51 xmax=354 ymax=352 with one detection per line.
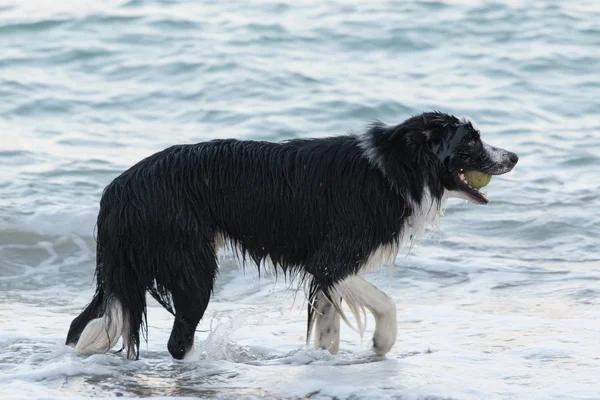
xmin=452 ymin=169 xmax=489 ymax=205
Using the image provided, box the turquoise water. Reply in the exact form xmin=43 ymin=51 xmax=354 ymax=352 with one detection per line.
xmin=1 ymin=1 xmax=599 ymax=399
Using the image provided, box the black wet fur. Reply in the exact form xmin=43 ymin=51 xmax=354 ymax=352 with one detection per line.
xmin=66 ymin=111 xmax=518 ymax=359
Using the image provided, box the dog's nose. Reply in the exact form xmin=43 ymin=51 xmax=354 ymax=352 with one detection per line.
xmin=508 ymin=151 xmax=519 ymax=165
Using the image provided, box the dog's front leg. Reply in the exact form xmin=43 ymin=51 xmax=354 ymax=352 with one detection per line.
xmin=338 ymin=275 xmax=397 ymax=355
xmin=313 ymin=290 xmax=341 ymax=354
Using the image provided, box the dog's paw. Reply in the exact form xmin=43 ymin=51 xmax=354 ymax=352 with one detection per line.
xmin=371 ymin=295 xmax=397 ymax=356
xmin=372 ymin=331 xmax=396 ymax=356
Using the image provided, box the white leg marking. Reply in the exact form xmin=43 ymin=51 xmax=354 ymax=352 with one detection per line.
xmin=332 ymin=276 xmax=397 ymax=356
xmin=75 ymin=299 xmax=124 ymax=356
xmin=313 ymin=290 xmax=341 ymax=354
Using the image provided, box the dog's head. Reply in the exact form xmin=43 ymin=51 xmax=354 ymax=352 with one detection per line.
xmin=362 ymin=112 xmax=518 ymax=204
xmin=423 ymin=113 xmax=519 ymax=204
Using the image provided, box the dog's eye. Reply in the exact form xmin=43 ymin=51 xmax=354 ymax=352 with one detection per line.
xmin=467 ymin=138 xmax=477 ymax=146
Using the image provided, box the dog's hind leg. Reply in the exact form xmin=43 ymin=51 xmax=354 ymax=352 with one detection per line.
xmin=67 ymin=247 xmax=147 ymax=360
xmin=166 ymin=243 xmax=218 ymax=360
xmin=312 ymin=290 xmax=341 ymax=354
xmin=334 ymin=275 xmax=397 ymax=356
xmin=66 ymin=287 xmax=105 ymax=346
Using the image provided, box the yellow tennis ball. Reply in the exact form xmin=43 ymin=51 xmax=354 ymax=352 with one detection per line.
xmin=464 ymin=170 xmax=492 ymax=189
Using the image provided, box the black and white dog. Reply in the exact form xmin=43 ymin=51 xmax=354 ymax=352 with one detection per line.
xmin=66 ymin=111 xmax=518 ymax=360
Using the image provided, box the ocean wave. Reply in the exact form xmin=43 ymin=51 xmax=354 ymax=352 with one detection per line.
xmin=0 ymin=205 xmax=98 ymax=238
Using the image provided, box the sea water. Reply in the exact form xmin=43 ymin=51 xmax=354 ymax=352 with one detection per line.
xmin=1 ymin=0 xmax=599 ymax=399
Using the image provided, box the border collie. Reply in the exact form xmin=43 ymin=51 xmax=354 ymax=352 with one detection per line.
xmin=66 ymin=111 xmax=518 ymax=360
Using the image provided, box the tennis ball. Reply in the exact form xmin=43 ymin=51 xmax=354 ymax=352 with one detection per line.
xmin=464 ymin=170 xmax=492 ymax=189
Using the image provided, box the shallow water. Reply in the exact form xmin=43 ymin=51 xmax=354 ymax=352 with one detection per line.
xmin=1 ymin=0 xmax=599 ymax=399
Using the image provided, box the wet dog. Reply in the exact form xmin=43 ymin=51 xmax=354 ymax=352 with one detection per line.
xmin=66 ymin=111 xmax=518 ymax=360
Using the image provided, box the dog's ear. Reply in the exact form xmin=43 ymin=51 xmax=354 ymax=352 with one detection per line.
xmin=420 ymin=113 xmax=457 ymax=155
xmin=423 ymin=130 xmax=448 ymax=155
xmin=388 ymin=124 xmax=426 ymax=151
xmin=386 ymin=112 xmax=457 ymax=153
xmin=426 ymin=135 xmax=442 ymax=154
